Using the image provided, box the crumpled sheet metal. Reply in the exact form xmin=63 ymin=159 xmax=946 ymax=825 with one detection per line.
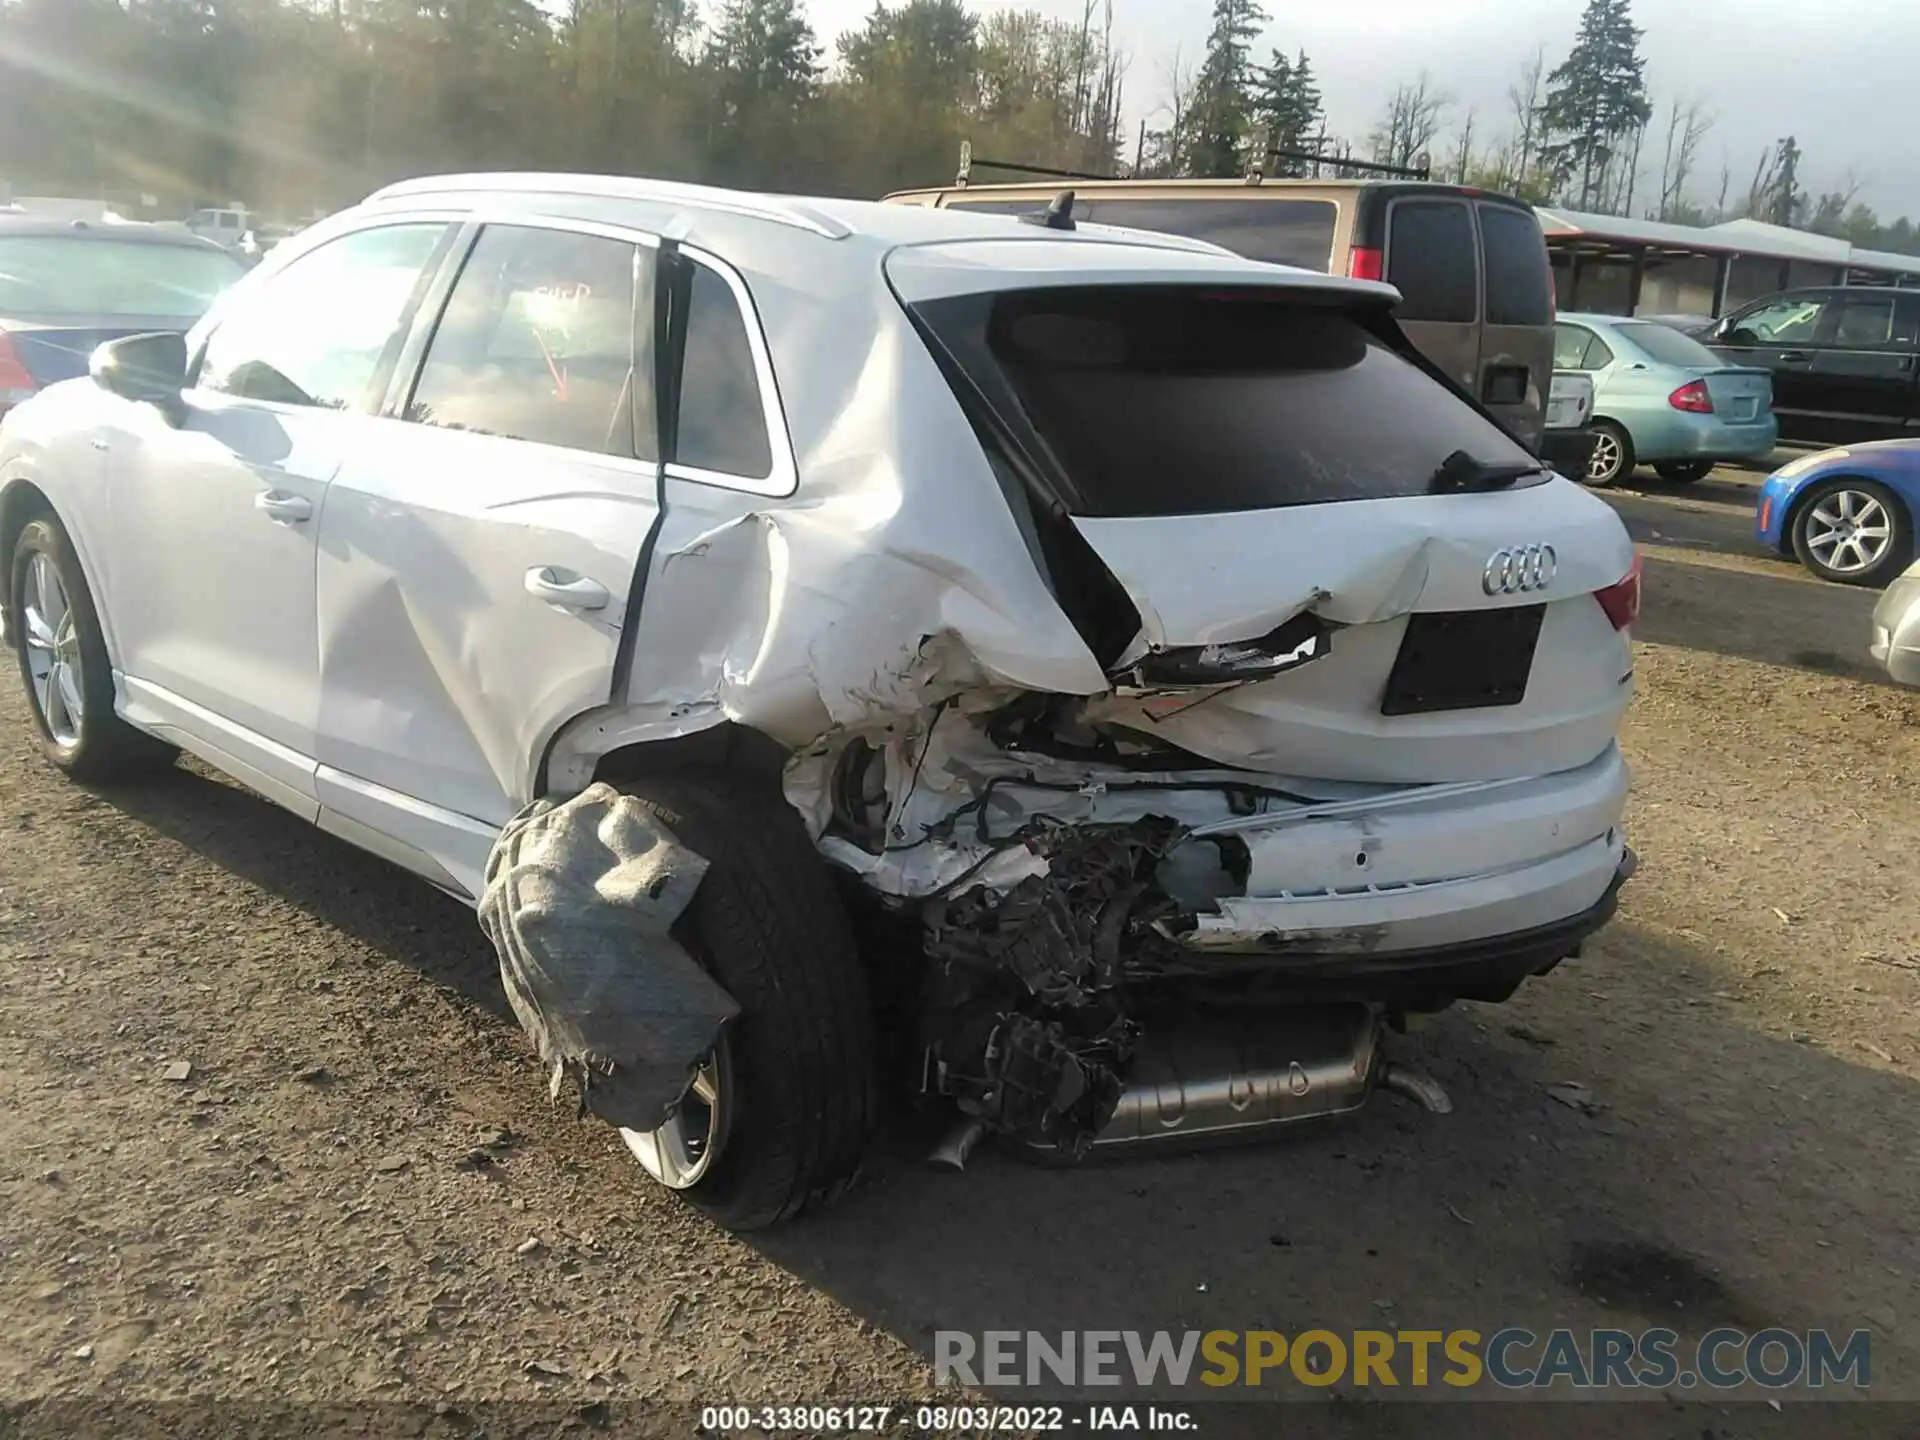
xmin=478 ymin=783 xmax=740 ymax=1134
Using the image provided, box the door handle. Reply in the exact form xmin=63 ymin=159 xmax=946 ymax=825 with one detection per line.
xmin=525 ymin=566 xmax=610 ymax=611
xmin=1777 ymin=350 xmax=1812 ymax=364
xmin=254 ymin=490 xmax=312 ymax=524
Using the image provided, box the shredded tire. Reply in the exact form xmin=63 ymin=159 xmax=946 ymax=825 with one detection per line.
xmin=617 ymin=772 xmax=880 ymax=1230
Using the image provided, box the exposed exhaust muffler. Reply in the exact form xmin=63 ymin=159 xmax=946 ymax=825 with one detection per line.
xmin=1092 ymin=1002 xmax=1448 ymax=1149
xmin=923 ymin=1002 xmax=1452 ymax=1168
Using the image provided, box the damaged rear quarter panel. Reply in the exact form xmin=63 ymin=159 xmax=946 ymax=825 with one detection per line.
xmin=553 ymin=251 xmax=1110 ymax=775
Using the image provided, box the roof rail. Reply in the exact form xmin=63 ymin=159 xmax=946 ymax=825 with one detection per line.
xmin=363 ymin=173 xmax=852 ymax=240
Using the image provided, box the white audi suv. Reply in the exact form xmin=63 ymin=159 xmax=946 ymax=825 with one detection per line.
xmin=0 ymin=174 xmax=1639 ymax=1228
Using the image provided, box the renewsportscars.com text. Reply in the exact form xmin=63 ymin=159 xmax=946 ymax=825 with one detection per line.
xmin=935 ymin=1327 xmax=1872 ymax=1391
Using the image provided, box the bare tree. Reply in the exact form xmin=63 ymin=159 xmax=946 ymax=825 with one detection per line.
xmin=1655 ymin=97 xmax=1712 ymax=221
xmin=1505 ymin=45 xmax=1547 ymax=192
xmin=1448 ymin=106 xmax=1477 ymax=184
xmin=1143 ymin=46 xmax=1196 ymax=176
xmin=1606 ymin=112 xmax=1647 ymax=216
xmin=1369 ymin=71 xmax=1450 ymax=172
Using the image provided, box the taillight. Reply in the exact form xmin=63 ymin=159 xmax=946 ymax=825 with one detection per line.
xmin=1595 ymin=552 xmax=1643 ymax=631
xmin=0 ymin=331 xmax=36 ymax=411
xmin=1668 ymin=378 xmax=1713 ymax=413
xmin=1347 ymin=246 xmax=1384 ymax=282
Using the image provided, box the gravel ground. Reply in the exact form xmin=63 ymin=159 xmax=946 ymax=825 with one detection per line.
xmin=2 ymin=467 xmax=1918 ymax=1437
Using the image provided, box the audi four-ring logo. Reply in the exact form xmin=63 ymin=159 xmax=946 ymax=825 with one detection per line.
xmin=1482 ymin=544 xmax=1558 ymax=595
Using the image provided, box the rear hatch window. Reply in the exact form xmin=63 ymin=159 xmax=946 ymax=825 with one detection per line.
xmin=1615 ymin=320 xmax=1720 ymax=368
xmin=1477 ymin=204 xmax=1553 ymax=327
xmin=912 ymin=285 xmax=1543 ymax=517
xmin=1385 ymin=200 xmax=1477 ymax=323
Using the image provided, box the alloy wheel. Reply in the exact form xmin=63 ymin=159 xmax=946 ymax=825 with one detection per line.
xmin=21 ymin=552 xmax=83 ymax=748
xmin=1804 ymin=489 xmax=1893 ymax=576
xmin=621 ymin=1045 xmax=731 ymax=1190
xmin=1587 ymin=431 xmax=1625 ymax=484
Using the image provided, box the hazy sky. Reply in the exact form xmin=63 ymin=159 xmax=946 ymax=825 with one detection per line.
xmin=807 ymin=0 xmax=1920 ymax=219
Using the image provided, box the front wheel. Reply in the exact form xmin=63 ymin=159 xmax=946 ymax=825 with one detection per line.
xmin=1584 ymin=422 xmax=1634 ymax=488
xmin=9 ymin=513 xmax=176 ymax=781
xmin=613 ymin=773 xmax=879 ymax=1231
xmin=1791 ymin=478 xmax=1913 ymax=586
xmin=1654 ymin=460 xmax=1715 ymax=484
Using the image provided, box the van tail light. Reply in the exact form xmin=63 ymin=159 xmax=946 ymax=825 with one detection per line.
xmin=1347 ymin=246 xmax=1384 ymax=282
xmin=0 ymin=331 xmax=37 ymax=412
xmin=1668 ymin=378 xmax=1714 ymax=413
xmin=1595 ymin=552 xmax=1643 ymax=631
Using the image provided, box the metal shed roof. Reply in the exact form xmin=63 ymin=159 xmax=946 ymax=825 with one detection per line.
xmin=1536 ymin=205 xmax=1920 ymax=279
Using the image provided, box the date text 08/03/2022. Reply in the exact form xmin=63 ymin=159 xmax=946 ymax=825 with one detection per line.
xmin=699 ymin=1406 xmax=1195 ymax=1434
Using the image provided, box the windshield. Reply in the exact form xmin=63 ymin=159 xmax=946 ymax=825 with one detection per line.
xmin=1618 ymin=320 xmax=1721 ymax=369
xmin=0 ymin=236 xmax=245 ymax=319
xmin=915 ymin=286 xmax=1541 ymax=518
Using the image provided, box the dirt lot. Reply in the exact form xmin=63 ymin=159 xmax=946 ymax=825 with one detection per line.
xmin=2 ymin=466 xmax=1919 ymax=1436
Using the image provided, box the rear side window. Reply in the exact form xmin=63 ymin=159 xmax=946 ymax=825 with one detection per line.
xmin=1387 ymin=199 xmax=1477 ymax=324
xmin=673 ymin=261 xmax=773 ymax=481
xmin=1083 ymin=199 xmax=1338 ymax=271
xmin=1478 ymin=204 xmax=1552 ymax=326
xmin=913 ymin=287 xmax=1539 ymax=518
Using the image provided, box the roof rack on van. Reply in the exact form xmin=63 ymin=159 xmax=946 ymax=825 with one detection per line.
xmin=953 ymin=141 xmax=1115 ymax=189
xmin=1243 ymin=127 xmax=1432 ymax=184
xmin=947 ymin=135 xmax=1432 ymax=192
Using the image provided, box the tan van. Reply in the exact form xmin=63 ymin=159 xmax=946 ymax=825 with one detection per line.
xmin=883 ymin=176 xmax=1558 ymax=451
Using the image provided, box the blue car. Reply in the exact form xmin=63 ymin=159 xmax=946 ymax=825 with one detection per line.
xmin=1756 ymin=440 xmax=1920 ymax=586
xmin=1554 ymin=313 xmax=1778 ymax=487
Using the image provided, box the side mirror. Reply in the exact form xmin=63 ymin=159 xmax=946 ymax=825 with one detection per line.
xmin=90 ymin=331 xmax=188 ymax=411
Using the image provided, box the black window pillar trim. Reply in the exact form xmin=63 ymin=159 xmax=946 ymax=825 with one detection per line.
xmin=609 ymin=240 xmax=692 ymax=704
xmin=374 ymin=219 xmax=480 ymax=422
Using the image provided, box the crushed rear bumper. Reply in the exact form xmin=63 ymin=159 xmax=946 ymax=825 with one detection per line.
xmin=1191 ymin=847 xmax=1636 ymax=1006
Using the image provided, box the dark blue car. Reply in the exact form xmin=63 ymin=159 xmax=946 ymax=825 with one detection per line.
xmin=1756 ymin=439 xmax=1920 ymax=586
xmin=0 ymin=216 xmax=244 ymax=419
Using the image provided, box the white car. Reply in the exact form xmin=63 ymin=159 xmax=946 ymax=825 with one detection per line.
xmin=0 ymin=174 xmax=1640 ymax=1228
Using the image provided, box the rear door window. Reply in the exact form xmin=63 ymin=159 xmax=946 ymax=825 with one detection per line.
xmin=404 ymin=224 xmax=644 ymax=457
xmin=911 ymin=286 xmax=1541 ymax=518
xmin=1477 ymin=204 xmax=1553 ymax=326
xmin=1832 ymin=294 xmax=1896 ymax=348
xmin=1386 ymin=199 xmax=1478 ymax=324
xmin=1553 ymin=324 xmax=1593 ymax=369
xmin=1081 ymin=198 xmax=1338 ymax=271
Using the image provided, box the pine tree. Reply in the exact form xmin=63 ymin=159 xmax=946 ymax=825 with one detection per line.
xmin=707 ymin=0 xmax=820 ymax=118
xmin=1180 ymin=0 xmax=1267 ymax=178
xmin=1538 ymin=0 xmax=1652 ymax=212
xmin=1253 ymin=47 xmax=1321 ymax=173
